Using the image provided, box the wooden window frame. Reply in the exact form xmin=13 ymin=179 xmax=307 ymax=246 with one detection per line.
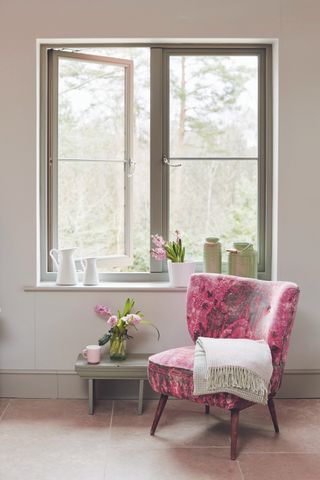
xmin=40 ymin=43 xmax=272 ymax=282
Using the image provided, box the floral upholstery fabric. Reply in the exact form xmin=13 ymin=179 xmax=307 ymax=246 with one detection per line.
xmin=148 ymin=274 xmax=300 ymax=411
xmin=148 ymin=346 xmax=255 ymax=410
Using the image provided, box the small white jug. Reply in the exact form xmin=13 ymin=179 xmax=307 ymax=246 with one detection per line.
xmin=83 ymin=257 xmax=99 ymax=286
xmin=49 ymin=248 xmax=78 ymax=285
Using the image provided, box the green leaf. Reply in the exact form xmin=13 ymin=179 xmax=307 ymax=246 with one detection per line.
xmin=165 ymin=241 xmax=182 ymax=262
xmin=139 ymin=320 xmax=160 ymax=341
xmin=123 ymin=298 xmax=130 ymax=316
xmin=172 ymin=242 xmax=177 ymax=255
xmin=123 ymin=298 xmax=135 ymax=316
xmin=98 ymin=333 xmax=111 ymax=346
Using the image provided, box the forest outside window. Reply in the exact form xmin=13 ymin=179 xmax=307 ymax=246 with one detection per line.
xmin=40 ymin=44 xmax=272 ymax=281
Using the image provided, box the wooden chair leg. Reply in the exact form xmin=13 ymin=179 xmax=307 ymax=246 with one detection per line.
xmin=230 ymin=409 xmax=239 ymax=460
xmin=268 ymin=397 xmax=279 ymax=433
xmin=150 ymin=394 xmax=168 ymax=436
xmin=205 ymin=404 xmax=210 ymax=415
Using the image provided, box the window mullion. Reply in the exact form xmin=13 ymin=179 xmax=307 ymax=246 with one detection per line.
xmin=162 ymin=50 xmax=170 ymax=247
xmin=150 ymin=48 xmax=165 ymax=273
xmin=258 ymin=50 xmax=266 ymax=274
xmin=263 ymin=45 xmax=273 ymax=280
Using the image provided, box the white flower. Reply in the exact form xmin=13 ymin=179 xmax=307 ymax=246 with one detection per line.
xmin=122 ymin=314 xmax=141 ymax=326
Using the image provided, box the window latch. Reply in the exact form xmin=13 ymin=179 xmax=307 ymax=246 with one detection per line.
xmin=162 ymin=155 xmax=182 ymax=168
xmin=128 ymin=158 xmax=136 ymax=177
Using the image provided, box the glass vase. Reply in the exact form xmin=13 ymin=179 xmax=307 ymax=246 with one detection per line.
xmin=109 ymin=335 xmax=127 ymax=361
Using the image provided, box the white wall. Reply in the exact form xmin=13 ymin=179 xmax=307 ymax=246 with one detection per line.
xmin=0 ymin=0 xmax=319 ymax=396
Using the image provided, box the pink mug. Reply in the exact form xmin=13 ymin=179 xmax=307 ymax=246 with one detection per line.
xmin=82 ymin=345 xmax=101 ymax=364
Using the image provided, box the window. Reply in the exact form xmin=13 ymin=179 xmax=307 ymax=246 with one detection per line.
xmin=40 ymin=43 xmax=272 ymax=281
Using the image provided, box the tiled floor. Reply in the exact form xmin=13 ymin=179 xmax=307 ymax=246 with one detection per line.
xmin=0 ymin=398 xmax=319 ymax=479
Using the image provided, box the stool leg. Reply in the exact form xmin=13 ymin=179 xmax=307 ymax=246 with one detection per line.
xmin=88 ymin=379 xmax=94 ymax=415
xmin=150 ymin=394 xmax=168 ymax=435
xmin=138 ymin=380 xmax=144 ymax=415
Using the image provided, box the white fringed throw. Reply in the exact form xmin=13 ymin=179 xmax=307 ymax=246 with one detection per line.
xmin=193 ymin=337 xmax=273 ymax=404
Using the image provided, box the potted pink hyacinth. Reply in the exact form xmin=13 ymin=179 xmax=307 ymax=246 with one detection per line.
xmin=151 ymin=230 xmax=195 ymax=287
xmin=95 ymin=298 xmax=159 ymax=360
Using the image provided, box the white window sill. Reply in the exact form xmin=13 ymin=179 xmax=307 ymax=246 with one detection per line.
xmin=24 ymin=282 xmax=187 ymax=292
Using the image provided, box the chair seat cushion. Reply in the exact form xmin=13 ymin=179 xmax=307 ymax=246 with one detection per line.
xmin=148 ymin=346 xmax=254 ymax=411
xmin=149 ymin=346 xmax=195 ymax=370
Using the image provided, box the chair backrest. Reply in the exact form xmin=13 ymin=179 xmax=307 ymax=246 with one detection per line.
xmin=186 ymin=273 xmax=300 ymax=394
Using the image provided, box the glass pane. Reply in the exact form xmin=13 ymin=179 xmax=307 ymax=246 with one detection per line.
xmin=170 ymin=55 xmax=258 ymax=158
xmin=58 ymin=160 xmax=125 ymax=257
xmin=57 ymin=48 xmax=150 ymax=272
xmin=80 ymin=47 xmax=151 ymax=272
xmin=58 ymin=57 xmax=125 ymax=160
xmin=170 ymin=160 xmax=257 ymax=261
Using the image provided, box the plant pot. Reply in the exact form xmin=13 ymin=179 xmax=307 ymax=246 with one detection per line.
xmin=167 ymin=259 xmax=195 ymax=287
xmin=109 ymin=335 xmax=127 ymax=361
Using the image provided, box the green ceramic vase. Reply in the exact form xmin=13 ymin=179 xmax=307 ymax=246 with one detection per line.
xmin=228 ymin=242 xmax=257 ymax=278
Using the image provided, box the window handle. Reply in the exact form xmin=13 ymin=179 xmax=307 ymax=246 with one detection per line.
xmin=162 ymin=155 xmax=182 ymax=168
xmin=128 ymin=158 xmax=136 ymax=177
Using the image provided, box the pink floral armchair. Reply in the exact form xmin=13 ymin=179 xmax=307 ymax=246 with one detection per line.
xmin=148 ymin=273 xmax=299 ymax=460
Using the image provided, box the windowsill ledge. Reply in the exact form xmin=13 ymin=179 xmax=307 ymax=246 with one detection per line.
xmin=24 ymin=282 xmax=188 ymax=292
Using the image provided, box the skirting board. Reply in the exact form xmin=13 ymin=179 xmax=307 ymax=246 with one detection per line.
xmin=0 ymin=369 xmax=319 ymax=399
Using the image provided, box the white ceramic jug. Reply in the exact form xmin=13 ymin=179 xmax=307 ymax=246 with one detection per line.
xmin=83 ymin=257 xmax=99 ymax=286
xmin=49 ymin=248 xmax=78 ymax=285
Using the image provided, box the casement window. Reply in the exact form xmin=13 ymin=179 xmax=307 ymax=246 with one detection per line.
xmin=40 ymin=43 xmax=272 ymax=282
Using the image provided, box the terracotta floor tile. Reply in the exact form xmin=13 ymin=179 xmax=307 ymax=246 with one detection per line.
xmin=110 ymin=399 xmax=230 ymax=448
xmin=0 ymin=398 xmax=10 ymax=418
xmin=4 ymin=398 xmax=112 ymax=419
xmin=0 ymin=399 xmax=111 ymax=480
xmin=105 ymin=446 xmax=241 ymax=480
xmin=222 ymin=399 xmax=320 ymax=454
xmin=0 ymin=441 xmax=106 ymax=480
xmin=3 ymin=399 xmax=112 ymax=430
xmin=238 ymin=453 xmax=320 ymax=480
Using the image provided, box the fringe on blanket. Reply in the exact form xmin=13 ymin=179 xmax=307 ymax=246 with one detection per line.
xmin=199 ymin=365 xmax=269 ymax=404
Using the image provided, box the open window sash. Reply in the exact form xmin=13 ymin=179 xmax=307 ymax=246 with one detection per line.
xmin=47 ymin=49 xmax=133 ymax=271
